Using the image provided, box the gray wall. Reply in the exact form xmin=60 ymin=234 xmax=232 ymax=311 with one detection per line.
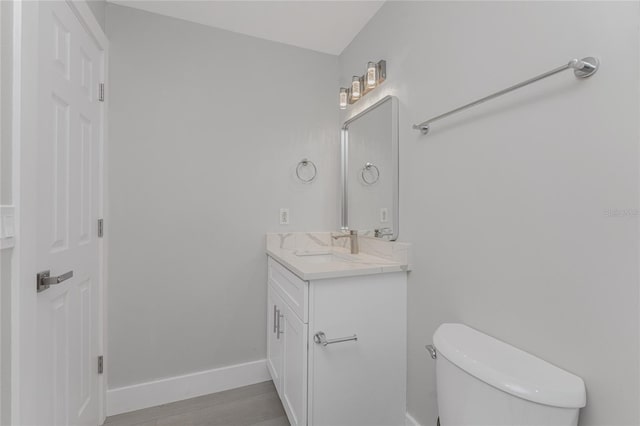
xmin=87 ymin=0 xmax=106 ymax=31
xmin=106 ymin=4 xmax=339 ymax=389
xmin=339 ymin=2 xmax=639 ymax=425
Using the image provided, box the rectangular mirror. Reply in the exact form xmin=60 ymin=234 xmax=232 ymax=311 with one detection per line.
xmin=341 ymin=95 xmax=399 ymax=240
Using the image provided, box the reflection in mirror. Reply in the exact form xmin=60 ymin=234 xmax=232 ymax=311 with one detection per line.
xmin=341 ymin=96 xmax=398 ymax=240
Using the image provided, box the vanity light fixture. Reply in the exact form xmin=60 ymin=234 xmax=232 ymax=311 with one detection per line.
xmin=339 ymin=60 xmax=386 ymax=109
xmin=366 ymin=62 xmax=378 ymax=89
xmin=339 ymin=88 xmax=348 ymax=110
xmin=351 ymin=76 xmax=362 ymax=100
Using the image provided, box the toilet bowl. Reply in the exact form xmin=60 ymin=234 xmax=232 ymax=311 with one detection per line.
xmin=432 ymin=323 xmax=586 ymax=426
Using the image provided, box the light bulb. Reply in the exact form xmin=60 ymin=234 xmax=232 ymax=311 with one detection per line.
xmin=351 ymin=76 xmax=361 ymax=100
xmin=367 ymin=62 xmax=377 ymax=89
xmin=339 ymin=88 xmax=348 ymax=110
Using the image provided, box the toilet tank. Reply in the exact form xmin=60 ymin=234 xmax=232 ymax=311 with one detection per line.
xmin=433 ymin=324 xmax=586 ymax=426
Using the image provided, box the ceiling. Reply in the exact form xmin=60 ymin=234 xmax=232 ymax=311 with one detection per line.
xmin=107 ymin=1 xmax=385 ymax=55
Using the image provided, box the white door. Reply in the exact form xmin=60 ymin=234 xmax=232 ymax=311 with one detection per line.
xmin=35 ymin=1 xmax=103 ymax=424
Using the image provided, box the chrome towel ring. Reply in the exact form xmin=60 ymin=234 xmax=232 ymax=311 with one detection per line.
xmin=296 ymin=158 xmax=317 ymax=183
xmin=361 ymin=162 xmax=380 ymax=185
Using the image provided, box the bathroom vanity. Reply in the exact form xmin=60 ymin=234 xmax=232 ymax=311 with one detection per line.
xmin=266 ymin=232 xmax=410 ymax=426
xmin=265 ymin=94 xmax=407 ymax=425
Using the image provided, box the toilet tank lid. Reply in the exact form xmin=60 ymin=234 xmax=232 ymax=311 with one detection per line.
xmin=433 ymin=323 xmax=586 ymax=409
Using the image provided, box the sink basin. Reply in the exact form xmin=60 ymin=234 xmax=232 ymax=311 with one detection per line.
xmin=294 ymin=251 xmax=354 ymax=264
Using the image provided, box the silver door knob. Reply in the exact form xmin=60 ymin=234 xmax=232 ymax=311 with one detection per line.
xmin=36 ymin=270 xmax=73 ymax=293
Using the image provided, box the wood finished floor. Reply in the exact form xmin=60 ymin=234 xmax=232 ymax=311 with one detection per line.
xmin=104 ymin=381 xmax=290 ymax=426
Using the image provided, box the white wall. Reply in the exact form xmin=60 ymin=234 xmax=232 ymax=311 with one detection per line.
xmin=339 ymin=2 xmax=639 ymax=426
xmin=105 ymin=4 xmax=339 ymax=389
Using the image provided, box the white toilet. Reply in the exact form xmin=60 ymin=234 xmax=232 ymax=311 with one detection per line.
xmin=432 ymin=323 xmax=586 ymax=426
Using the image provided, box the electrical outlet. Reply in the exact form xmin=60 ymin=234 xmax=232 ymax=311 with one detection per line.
xmin=280 ymin=208 xmax=290 ymax=225
xmin=380 ymin=208 xmax=388 ymax=223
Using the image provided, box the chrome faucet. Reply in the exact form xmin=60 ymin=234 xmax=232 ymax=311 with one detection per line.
xmin=333 ymin=230 xmax=359 ymax=254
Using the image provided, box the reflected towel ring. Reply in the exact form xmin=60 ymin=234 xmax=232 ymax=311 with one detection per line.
xmin=296 ymin=159 xmax=317 ymax=183
xmin=361 ymin=162 xmax=380 ymax=185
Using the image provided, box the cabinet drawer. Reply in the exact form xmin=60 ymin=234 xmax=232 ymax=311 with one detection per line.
xmin=268 ymin=257 xmax=308 ymax=323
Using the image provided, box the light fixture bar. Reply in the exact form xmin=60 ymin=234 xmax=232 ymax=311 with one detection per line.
xmin=339 ymin=60 xmax=387 ymax=108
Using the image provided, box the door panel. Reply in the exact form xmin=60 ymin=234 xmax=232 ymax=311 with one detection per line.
xmin=35 ymin=2 xmax=103 ymax=425
xmin=51 ymin=293 xmax=70 ymax=426
xmin=50 ymin=94 xmax=70 ymax=252
xmin=267 ymin=285 xmax=284 ymax=394
xmin=281 ymin=305 xmax=307 ymax=426
xmin=78 ymin=115 xmax=93 ymax=245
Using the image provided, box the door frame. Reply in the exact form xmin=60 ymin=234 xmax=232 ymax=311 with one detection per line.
xmin=10 ymin=1 xmax=109 ymax=424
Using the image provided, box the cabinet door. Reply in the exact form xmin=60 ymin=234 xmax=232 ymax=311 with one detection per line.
xmin=267 ymin=285 xmax=284 ymax=394
xmin=281 ymin=304 xmax=308 ymax=426
xmin=308 ymin=274 xmax=407 ymax=426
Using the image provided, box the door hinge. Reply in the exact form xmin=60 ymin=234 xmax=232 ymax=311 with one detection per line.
xmin=98 ymin=356 xmax=104 ymax=374
xmin=98 ymin=83 xmax=105 ymax=102
xmin=98 ymin=218 xmax=104 ymax=238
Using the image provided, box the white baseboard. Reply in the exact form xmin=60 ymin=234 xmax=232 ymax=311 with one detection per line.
xmin=406 ymin=412 xmax=422 ymax=426
xmin=106 ymin=359 xmax=270 ymax=416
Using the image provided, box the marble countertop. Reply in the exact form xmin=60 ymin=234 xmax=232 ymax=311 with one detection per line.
xmin=266 ymin=232 xmax=411 ymax=281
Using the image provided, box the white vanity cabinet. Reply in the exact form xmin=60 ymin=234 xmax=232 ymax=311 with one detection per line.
xmin=267 ymin=256 xmax=407 ymax=426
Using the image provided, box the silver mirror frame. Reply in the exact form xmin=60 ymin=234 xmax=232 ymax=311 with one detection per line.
xmin=340 ymin=95 xmax=399 ymax=240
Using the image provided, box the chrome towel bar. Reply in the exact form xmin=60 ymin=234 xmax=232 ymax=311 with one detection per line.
xmin=314 ymin=331 xmax=358 ymax=347
xmin=413 ymin=56 xmax=599 ymax=135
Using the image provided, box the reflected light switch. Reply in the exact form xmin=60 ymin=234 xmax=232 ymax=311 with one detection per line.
xmin=280 ymin=208 xmax=290 ymax=225
xmin=380 ymin=208 xmax=388 ymax=223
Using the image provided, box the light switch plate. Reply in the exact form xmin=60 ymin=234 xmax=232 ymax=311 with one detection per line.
xmin=280 ymin=208 xmax=290 ymax=225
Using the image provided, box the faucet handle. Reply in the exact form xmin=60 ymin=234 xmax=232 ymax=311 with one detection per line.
xmin=374 ymin=228 xmax=393 ymax=238
xmin=332 ymin=230 xmax=356 ymax=239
